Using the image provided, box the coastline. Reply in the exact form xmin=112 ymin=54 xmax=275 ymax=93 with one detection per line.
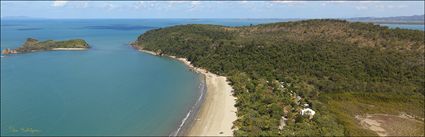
xmin=51 ymin=48 xmax=88 ymax=50
xmin=137 ymin=49 xmax=237 ymax=136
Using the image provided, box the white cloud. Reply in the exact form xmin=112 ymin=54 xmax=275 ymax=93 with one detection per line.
xmin=355 ymin=6 xmax=368 ymax=10
xmin=353 ymin=2 xmax=408 ymax=11
xmin=52 ymin=1 xmax=68 ymax=7
xmin=191 ymin=1 xmax=200 ymax=7
xmin=272 ymin=1 xmax=305 ymax=5
xmin=104 ymin=3 xmax=117 ymax=11
xmin=68 ymin=1 xmax=89 ymax=8
xmin=165 ymin=1 xmax=187 ymax=8
xmin=133 ymin=1 xmax=145 ymax=9
xmin=318 ymin=1 xmax=409 ymax=11
xmin=358 ymin=1 xmax=380 ymax=4
xmin=77 ymin=2 xmax=88 ymax=9
xmin=375 ymin=4 xmax=408 ymax=9
xmin=267 ymin=1 xmax=305 ymax=7
xmin=188 ymin=1 xmax=201 ymax=11
xmin=133 ymin=1 xmax=169 ymax=10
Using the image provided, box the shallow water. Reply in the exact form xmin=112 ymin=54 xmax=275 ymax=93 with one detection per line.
xmin=0 ymin=20 xmax=205 ymax=136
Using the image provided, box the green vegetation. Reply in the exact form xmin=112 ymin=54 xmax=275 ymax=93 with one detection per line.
xmin=2 ymin=38 xmax=90 ymax=54
xmin=134 ymin=19 xmax=424 ymax=136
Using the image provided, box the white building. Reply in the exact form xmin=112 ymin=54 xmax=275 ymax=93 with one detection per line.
xmin=300 ymin=108 xmax=316 ymax=119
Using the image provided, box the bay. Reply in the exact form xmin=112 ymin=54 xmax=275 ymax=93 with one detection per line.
xmin=1 ymin=19 xmax=423 ymax=136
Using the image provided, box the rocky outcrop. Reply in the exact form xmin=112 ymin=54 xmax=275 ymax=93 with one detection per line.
xmin=1 ymin=48 xmax=18 ymax=55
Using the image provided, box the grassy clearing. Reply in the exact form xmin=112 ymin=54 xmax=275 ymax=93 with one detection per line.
xmin=320 ymin=92 xmax=424 ymax=136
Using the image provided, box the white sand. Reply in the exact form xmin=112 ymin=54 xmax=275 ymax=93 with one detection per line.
xmin=138 ymin=49 xmax=158 ymax=55
xmin=186 ymin=71 xmax=237 ymax=136
xmin=174 ymin=58 xmax=237 ymax=136
xmin=138 ymin=49 xmax=237 ymax=136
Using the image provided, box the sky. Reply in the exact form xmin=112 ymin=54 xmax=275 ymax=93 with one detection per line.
xmin=1 ymin=1 xmax=424 ymax=19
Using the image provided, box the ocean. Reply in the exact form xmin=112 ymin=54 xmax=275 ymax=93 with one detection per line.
xmin=381 ymin=23 xmax=425 ymax=30
xmin=1 ymin=19 xmax=423 ymax=136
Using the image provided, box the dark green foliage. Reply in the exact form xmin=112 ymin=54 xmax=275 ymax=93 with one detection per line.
xmin=15 ymin=38 xmax=90 ymax=53
xmin=134 ymin=19 xmax=424 ymax=136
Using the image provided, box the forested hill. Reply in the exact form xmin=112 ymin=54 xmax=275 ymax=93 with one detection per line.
xmin=134 ymin=19 xmax=424 ymax=136
xmin=1 ymin=38 xmax=90 ymax=55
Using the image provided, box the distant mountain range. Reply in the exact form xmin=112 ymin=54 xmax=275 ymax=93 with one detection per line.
xmin=347 ymin=14 xmax=424 ymax=24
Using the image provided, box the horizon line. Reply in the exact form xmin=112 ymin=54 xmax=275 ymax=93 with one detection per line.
xmin=2 ymin=14 xmax=424 ymax=20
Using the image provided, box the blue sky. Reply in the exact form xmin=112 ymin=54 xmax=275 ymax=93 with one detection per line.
xmin=1 ymin=1 xmax=424 ymax=19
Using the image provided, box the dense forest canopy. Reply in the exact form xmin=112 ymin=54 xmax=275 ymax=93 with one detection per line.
xmin=134 ymin=19 xmax=424 ymax=136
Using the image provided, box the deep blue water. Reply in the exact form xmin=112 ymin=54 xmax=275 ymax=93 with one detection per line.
xmin=1 ymin=19 xmax=423 ymax=136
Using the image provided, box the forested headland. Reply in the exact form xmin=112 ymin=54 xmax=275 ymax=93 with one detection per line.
xmin=1 ymin=38 xmax=90 ymax=55
xmin=134 ymin=19 xmax=424 ymax=136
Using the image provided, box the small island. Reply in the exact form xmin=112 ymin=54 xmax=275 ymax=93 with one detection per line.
xmin=1 ymin=38 xmax=90 ymax=55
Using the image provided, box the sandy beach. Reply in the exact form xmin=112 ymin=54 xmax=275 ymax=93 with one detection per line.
xmin=174 ymin=57 xmax=237 ymax=136
xmin=138 ymin=49 xmax=237 ymax=136
xmin=186 ymin=69 xmax=237 ymax=136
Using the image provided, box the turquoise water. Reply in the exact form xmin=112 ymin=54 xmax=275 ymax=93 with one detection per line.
xmin=0 ymin=19 xmax=283 ymax=136
xmin=0 ymin=19 xmax=203 ymax=136
xmin=1 ymin=19 xmax=423 ymax=136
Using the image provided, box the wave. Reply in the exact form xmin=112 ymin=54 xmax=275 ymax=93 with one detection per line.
xmin=170 ymin=74 xmax=206 ymax=136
